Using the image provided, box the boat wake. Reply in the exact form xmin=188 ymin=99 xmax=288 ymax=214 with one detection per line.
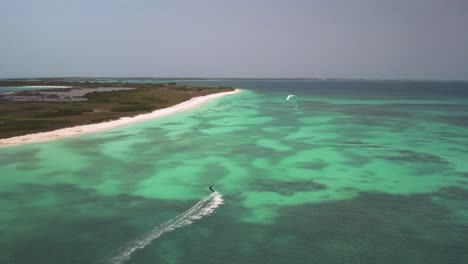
xmin=108 ymin=192 xmax=223 ymax=264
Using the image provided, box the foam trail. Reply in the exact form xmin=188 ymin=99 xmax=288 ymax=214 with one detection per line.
xmin=108 ymin=192 xmax=223 ymax=264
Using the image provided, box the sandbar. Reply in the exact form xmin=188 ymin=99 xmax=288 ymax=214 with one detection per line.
xmin=0 ymin=89 xmax=241 ymax=147
xmin=23 ymin=85 xmax=72 ymax=88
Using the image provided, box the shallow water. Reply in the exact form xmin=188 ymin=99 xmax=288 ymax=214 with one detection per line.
xmin=1 ymin=80 xmax=468 ymax=263
xmin=0 ymin=86 xmax=72 ymax=94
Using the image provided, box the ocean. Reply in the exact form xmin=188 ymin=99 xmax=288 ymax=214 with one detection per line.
xmin=1 ymin=80 xmax=468 ymax=263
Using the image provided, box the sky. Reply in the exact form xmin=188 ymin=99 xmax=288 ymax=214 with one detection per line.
xmin=1 ymin=0 xmax=468 ymax=80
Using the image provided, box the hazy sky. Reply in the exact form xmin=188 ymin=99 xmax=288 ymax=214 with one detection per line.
xmin=1 ymin=0 xmax=468 ymax=80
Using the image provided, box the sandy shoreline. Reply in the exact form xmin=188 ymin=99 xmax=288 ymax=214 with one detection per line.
xmin=0 ymin=89 xmax=242 ymax=148
xmin=26 ymin=85 xmax=72 ymax=88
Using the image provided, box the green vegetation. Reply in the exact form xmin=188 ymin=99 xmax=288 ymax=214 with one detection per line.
xmin=0 ymin=118 xmax=72 ymax=137
xmin=0 ymin=81 xmax=234 ymax=139
xmin=84 ymin=90 xmax=169 ymax=104
xmin=110 ymin=104 xmax=154 ymax=112
xmin=34 ymin=108 xmax=93 ymax=117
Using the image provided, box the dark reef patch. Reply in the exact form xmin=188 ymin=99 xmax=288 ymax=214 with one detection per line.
xmin=430 ymin=115 xmax=468 ymax=128
xmin=253 ymin=179 xmax=327 ymax=195
xmin=435 ymin=186 xmax=468 ymax=199
xmin=296 ymin=159 xmax=328 ymax=170
xmin=375 ymin=149 xmax=454 ymax=177
xmin=339 ymin=140 xmax=384 ymax=148
xmin=200 ymin=164 xmax=230 ymax=184
xmin=395 ymin=150 xmax=448 ymax=163
xmin=341 ymin=152 xmax=372 ymax=167
xmin=377 ymin=150 xmax=451 ymax=166
xmin=0 ymin=148 xmax=41 ymax=169
xmin=345 ymin=107 xmax=413 ymax=118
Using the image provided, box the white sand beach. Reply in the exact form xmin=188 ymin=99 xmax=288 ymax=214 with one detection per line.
xmin=22 ymin=86 xmax=72 ymax=88
xmin=0 ymin=89 xmax=241 ymax=147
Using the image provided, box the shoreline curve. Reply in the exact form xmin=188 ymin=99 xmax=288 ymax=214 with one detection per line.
xmin=0 ymin=89 xmax=242 ymax=148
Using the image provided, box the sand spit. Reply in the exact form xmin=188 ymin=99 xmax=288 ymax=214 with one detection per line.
xmin=22 ymin=85 xmax=72 ymax=88
xmin=0 ymin=89 xmax=241 ymax=147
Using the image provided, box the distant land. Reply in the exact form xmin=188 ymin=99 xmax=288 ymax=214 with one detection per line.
xmin=1 ymin=77 xmax=468 ymax=82
xmin=0 ymin=80 xmax=234 ymax=139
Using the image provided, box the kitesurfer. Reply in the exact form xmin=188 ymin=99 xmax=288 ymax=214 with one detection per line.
xmin=286 ymin=94 xmax=300 ymax=109
xmin=209 ymin=185 xmax=215 ymax=192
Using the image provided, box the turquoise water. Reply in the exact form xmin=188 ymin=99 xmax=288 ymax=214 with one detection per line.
xmin=1 ymin=80 xmax=468 ymax=263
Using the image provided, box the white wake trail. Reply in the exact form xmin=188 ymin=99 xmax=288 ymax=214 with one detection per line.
xmin=109 ymin=192 xmax=223 ymax=264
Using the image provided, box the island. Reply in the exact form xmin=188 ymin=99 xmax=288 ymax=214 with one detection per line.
xmin=0 ymin=80 xmax=240 ymax=146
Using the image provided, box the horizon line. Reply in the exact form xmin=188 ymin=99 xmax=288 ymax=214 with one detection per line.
xmin=1 ymin=76 xmax=468 ymax=82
